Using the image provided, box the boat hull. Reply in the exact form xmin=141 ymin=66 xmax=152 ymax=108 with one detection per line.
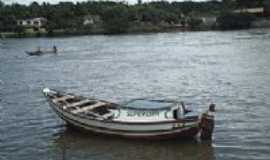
xmin=43 ymin=88 xmax=215 ymax=140
xmin=49 ymin=101 xmax=200 ymax=140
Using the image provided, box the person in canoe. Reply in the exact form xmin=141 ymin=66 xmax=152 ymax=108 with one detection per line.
xmin=26 ymin=46 xmax=57 ymax=56
xmin=53 ymin=45 xmax=57 ymax=53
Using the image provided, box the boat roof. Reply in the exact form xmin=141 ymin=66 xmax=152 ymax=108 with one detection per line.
xmin=123 ymin=99 xmax=177 ymax=110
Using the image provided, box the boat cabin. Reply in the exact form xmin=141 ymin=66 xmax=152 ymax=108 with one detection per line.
xmin=113 ymin=99 xmax=195 ymax=122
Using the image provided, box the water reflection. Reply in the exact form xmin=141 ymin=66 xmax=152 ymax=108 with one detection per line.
xmin=51 ymin=128 xmax=215 ymax=160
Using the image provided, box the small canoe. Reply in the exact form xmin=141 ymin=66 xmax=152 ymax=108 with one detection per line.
xmin=43 ymin=88 xmax=215 ymax=140
xmin=26 ymin=50 xmax=57 ymax=56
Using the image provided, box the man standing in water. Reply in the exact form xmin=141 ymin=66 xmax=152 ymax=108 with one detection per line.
xmin=200 ymin=104 xmax=215 ymax=140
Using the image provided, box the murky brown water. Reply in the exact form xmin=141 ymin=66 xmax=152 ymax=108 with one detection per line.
xmin=1 ymin=28 xmax=270 ymax=160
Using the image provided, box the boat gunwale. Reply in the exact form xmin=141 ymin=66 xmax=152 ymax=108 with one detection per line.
xmin=50 ymin=101 xmax=199 ymax=134
xmin=48 ymin=89 xmax=183 ymax=111
xmin=44 ymin=88 xmax=200 ymax=125
xmin=47 ymin=97 xmax=199 ymax=125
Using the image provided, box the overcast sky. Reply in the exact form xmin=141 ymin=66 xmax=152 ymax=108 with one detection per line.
xmin=2 ymin=0 xmax=208 ymax=5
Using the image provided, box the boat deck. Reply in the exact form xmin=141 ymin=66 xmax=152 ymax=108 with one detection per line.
xmin=49 ymin=93 xmax=117 ymax=120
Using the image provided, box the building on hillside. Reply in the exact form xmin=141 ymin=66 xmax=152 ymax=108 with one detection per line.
xmin=201 ymin=16 xmax=217 ymax=27
xmin=17 ymin=17 xmax=47 ymax=28
xmin=83 ymin=15 xmax=101 ymax=26
xmin=233 ymin=7 xmax=264 ymax=16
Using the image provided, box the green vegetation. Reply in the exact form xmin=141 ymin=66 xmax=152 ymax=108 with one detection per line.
xmin=102 ymin=5 xmax=130 ymax=34
xmin=0 ymin=0 xmax=268 ymax=36
xmin=217 ymin=12 xmax=255 ymax=30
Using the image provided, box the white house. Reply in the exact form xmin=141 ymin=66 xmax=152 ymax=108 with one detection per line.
xmin=201 ymin=16 xmax=217 ymax=26
xmin=83 ymin=15 xmax=101 ymax=26
xmin=234 ymin=7 xmax=264 ymax=16
xmin=17 ymin=17 xmax=47 ymax=28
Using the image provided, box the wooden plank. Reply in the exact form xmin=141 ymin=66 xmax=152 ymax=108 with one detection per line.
xmin=72 ymin=102 xmax=106 ymax=114
xmin=65 ymin=99 xmax=93 ymax=108
xmin=52 ymin=95 xmax=74 ymax=103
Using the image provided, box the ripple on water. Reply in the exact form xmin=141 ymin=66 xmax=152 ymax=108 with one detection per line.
xmin=1 ymin=29 xmax=270 ymax=160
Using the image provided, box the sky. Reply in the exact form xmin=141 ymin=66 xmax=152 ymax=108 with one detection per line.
xmin=2 ymin=0 xmax=208 ymax=5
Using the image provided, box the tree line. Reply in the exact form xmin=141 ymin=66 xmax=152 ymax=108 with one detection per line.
xmin=0 ymin=0 xmax=268 ymax=34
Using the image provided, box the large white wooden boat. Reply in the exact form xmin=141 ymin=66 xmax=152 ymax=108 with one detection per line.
xmin=43 ymin=88 xmax=215 ymax=140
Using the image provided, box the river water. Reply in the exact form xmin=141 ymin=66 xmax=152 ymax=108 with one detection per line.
xmin=1 ymin=29 xmax=270 ymax=160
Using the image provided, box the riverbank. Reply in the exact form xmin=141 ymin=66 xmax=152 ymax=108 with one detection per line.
xmin=0 ymin=24 xmax=192 ymax=38
xmin=1 ymin=0 xmax=270 ymax=38
xmin=2 ymin=20 xmax=270 ymax=38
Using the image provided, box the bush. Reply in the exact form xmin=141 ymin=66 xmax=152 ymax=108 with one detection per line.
xmin=217 ymin=12 xmax=255 ymax=30
xmin=101 ymin=6 xmax=130 ymax=34
xmin=188 ymin=17 xmax=203 ymax=29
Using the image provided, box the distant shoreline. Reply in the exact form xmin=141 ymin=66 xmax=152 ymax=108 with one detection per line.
xmin=1 ymin=1 xmax=270 ymax=38
xmin=0 ymin=27 xmax=193 ymax=38
xmin=1 ymin=25 xmax=270 ymax=39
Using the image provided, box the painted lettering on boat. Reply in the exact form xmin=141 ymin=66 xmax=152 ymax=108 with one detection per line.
xmin=127 ymin=110 xmax=160 ymax=117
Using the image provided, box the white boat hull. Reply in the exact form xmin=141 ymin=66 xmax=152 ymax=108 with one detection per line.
xmin=43 ymin=88 xmax=215 ymax=140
